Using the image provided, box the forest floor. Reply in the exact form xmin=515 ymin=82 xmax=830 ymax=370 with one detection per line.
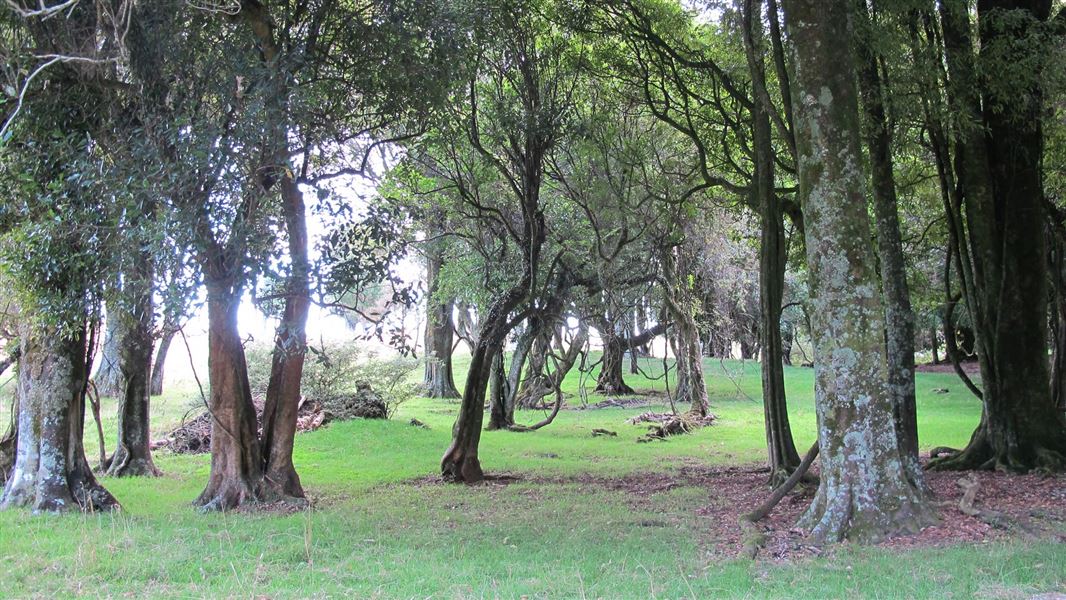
xmin=1 ymin=356 xmax=1064 ymax=598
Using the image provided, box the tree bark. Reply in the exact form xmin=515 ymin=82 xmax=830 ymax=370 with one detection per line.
xmin=784 ymin=0 xmax=933 ymax=542
xmin=106 ymin=235 xmax=160 ymax=477
xmin=258 ymin=177 xmax=309 ymax=501
xmin=743 ymin=0 xmax=801 ymax=487
xmin=660 ymin=246 xmax=708 ymax=416
xmin=595 ymin=327 xmax=635 ymax=395
xmin=930 ymin=0 xmax=1066 ymax=472
xmin=851 ymin=0 xmax=921 ymax=485
xmin=2 ymin=323 xmax=119 ymax=512
xmin=423 ymin=234 xmax=461 ymax=399
xmin=194 ymin=280 xmax=267 ymax=511
xmin=150 ymin=324 xmax=176 ymax=397
xmin=94 ymin=309 xmax=122 ymax=397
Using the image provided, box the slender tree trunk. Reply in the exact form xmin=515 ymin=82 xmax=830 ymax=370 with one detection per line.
xmin=487 ymin=346 xmax=513 ymax=430
xmin=1049 ymin=214 xmax=1066 ymax=412
xmin=107 ymin=238 xmax=159 ymax=477
xmin=259 ymin=178 xmax=309 ymax=501
xmin=661 ymin=247 xmax=708 ymax=416
xmin=194 ymin=281 xmax=266 ymax=510
xmin=0 ymin=356 xmax=19 ymax=485
xmin=930 ymin=326 xmax=940 ymax=365
xmin=2 ymin=323 xmax=119 ymax=512
xmin=423 ymin=236 xmax=461 ymax=399
xmin=852 ymin=0 xmax=921 ymax=485
xmin=744 ymin=0 xmax=801 ymax=487
xmin=784 ymin=0 xmax=932 ymax=542
xmin=930 ymin=0 xmax=1066 ymax=472
xmin=95 ymin=309 xmax=122 ymax=397
xmin=150 ymin=327 xmax=175 ymax=397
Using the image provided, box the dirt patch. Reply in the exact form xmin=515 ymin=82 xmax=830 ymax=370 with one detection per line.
xmin=403 ymin=461 xmax=1066 ymax=560
xmin=916 ymin=361 xmax=980 ymax=374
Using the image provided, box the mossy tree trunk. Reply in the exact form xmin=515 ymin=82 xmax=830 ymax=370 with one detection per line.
xmin=660 ymin=246 xmax=708 ymax=416
xmin=852 ymin=0 xmax=920 ymax=485
xmin=783 ymin=0 xmax=933 ymax=542
xmin=2 ymin=323 xmax=119 ymax=512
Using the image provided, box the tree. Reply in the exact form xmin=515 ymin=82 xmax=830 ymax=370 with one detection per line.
xmin=928 ymin=0 xmax=1066 ymax=472
xmin=782 ymin=0 xmax=933 ymax=542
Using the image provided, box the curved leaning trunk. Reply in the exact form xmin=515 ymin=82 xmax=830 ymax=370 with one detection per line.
xmin=150 ymin=326 xmax=176 ymax=397
xmin=2 ymin=324 xmax=119 ymax=512
xmin=194 ymin=283 xmax=266 ymax=511
xmin=259 ymin=177 xmax=309 ymax=501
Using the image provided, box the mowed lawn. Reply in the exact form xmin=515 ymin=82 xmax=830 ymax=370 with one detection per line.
xmin=1 ymin=356 xmax=1064 ymax=598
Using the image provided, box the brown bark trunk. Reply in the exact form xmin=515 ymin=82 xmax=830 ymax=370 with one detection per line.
xmin=106 ymin=247 xmax=160 ymax=477
xmin=661 ymin=247 xmax=708 ymax=417
xmin=194 ymin=281 xmax=267 ymax=510
xmin=852 ymin=0 xmax=920 ymax=485
xmin=259 ymin=177 xmax=309 ymax=501
xmin=423 ymin=237 xmax=460 ymax=399
xmin=95 ymin=309 xmax=122 ymax=397
xmin=743 ymin=0 xmax=801 ymax=487
xmin=2 ymin=323 xmax=119 ymax=512
xmin=595 ymin=331 xmax=635 ymax=395
xmin=784 ymin=0 xmax=933 ymax=542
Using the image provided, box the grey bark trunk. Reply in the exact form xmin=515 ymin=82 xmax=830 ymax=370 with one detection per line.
xmin=150 ymin=326 xmax=175 ymax=397
xmin=784 ymin=0 xmax=933 ymax=542
xmin=423 ymin=239 xmax=460 ymax=399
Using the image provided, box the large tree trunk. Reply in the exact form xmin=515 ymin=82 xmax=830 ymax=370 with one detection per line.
xmin=423 ymin=237 xmax=461 ymax=399
xmin=150 ymin=324 xmax=176 ymax=397
xmin=930 ymin=0 xmax=1066 ymax=472
xmin=259 ymin=178 xmax=309 ymax=501
xmin=107 ymin=241 xmax=160 ymax=477
xmin=743 ymin=0 xmax=801 ymax=487
xmin=784 ymin=0 xmax=933 ymax=542
xmin=2 ymin=323 xmax=119 ymax=512
xmin=595 ymin=327 xmax=635 ymax=395
xmin=194 ymin=281 xmax=267 ymax=511
xmin=852 ymin=0 xmax=920 ymax=485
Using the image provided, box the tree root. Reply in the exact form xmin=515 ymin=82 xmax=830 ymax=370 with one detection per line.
xmin=956 ymin=476 xmax=1039 ymax=536
xmin=736 ymin=443 xmax=819 ymax=559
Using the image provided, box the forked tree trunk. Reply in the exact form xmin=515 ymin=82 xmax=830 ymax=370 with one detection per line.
xmin=784 ymin=0 xmax=933 ymax=542
xmin=929 ymin=0 xmax=1066 ymax=472
xmin=852 ymin=0 xmax=920 ymax=485
xmin=107 ymin=235 xmax=160 ymax=477
xmin=2 ymin=324 xmax=119 ymax=512
xmin=423 ymin=240 xmax=460 ymax=399
xmin=743 ymin=0 xmax=801 ymax=487
xmin=150 ymin=325 xmax=175 ymax=397
xmin=194 ymin=282 xmax=266 ymax=511
xmin=516 ymin=333 xmax=550 ymax=408
xmin=259 ymin=178 xmax=309 ymax=501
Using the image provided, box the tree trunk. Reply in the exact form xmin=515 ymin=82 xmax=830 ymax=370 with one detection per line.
xmin=1049 ymin=214 xmax=1066 ymax=412
xmin=0 ymin=358 xmax=19 ymax=485
xmin=194 ymin=281 xmax=267 ymax=510
xmin=852 ymin=0 xmax=920 ymax=485
xmin=486 ymin=346 xmax=514 ymax=430
xmin=595 ymin=331 xmax=635 ymax=395
xmin=661 ymin=247 xmax=708 ymax=416
xmin=423 ymin=237 xmax=460 ymax=399
xmin=259 ymin=177 xmax=309 ymax=501
xmin=929 ymin=0 xmax=1066 ymax=472
xmin=516 ymin=333 xmax=550 ymax=408
xmin=930 ymin=326 xmax=940 ymax=365
xmin=743 ymin=0 xmax=801 ymax=487
xmin=107 ymin=240 xmax=160 ymax=477
xmin=94 ymin=309 xmax=122 ymax=397
xmin=2 ymin=323 xmax=119 ymax=512
xmin=784 ymin=0 xmax=932 ymax=542
xmin=150 ymin=325 xmax=175 ymax=397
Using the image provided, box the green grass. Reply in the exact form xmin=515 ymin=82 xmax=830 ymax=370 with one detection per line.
xmin=1 ymin=356 xmax=1063 ymax=599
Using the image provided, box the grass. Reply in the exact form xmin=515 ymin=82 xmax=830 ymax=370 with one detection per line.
xmin=1 ymin=355 xmax=1063 ymax=598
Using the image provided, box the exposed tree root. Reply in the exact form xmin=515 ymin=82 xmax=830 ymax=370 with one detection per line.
xmin=738 ymin=442 xmax=819 ymax=559
xmin=955 ymin=476 xmax=1039 ymax=537
xmin=628 ymin=411 xmax=716 ymax=442
xmin=928 ymin=435 xmax=1066 ymax=473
